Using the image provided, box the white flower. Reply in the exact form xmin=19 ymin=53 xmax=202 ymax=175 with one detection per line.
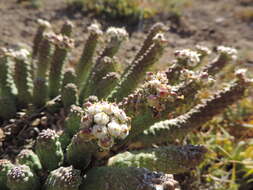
xmin=149 ymin=79 xmax=162 ymax=88
xmin=112 ymin=108 xmax=128 ymax=122
xmin=87 ymin=104 xmax=101 ymax=115
xmin=180 ymin=69 xmax=195 ymax=80
xmin=91 ymin=125 xmax=108 ymax=139
xmin=117 ymin=111 xmax=129 ymax=122
xmin=94 ymin=112 xmax=110 ymax=125
xmin=119 ymin=124 xmax=130 ymax=139
xmin=107 ymin=121 xmax=122 ymax=137
xmin=217 ymin=46 xmax=237 ymax=60
xmin=101 ymin=102 xmax=114 ymax=115
xmin=13 ymin=49 xmax=30 ymax=60
xmin=235 ymin=68 xmax=247 ymax=78
xmin=196 ymin=45 xmax=211 ymax=55
xmin=106 ymin=27 xmax=128 ymax=41
xmin=175 ymin=49 xmax=201 ymax=67
xmin=88 ymin=23 xmax=103 ymax=35
xmin=152 ymin=33 xmax=166 ymax=42
xmin=37 ymin=19 xmax=51 ymax=28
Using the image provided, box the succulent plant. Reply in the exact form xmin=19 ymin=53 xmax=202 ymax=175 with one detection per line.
xmin=6 ymin=165 xmax=40 ymax=190
xmin=16 ymin=149 xmax=42 ymax=173
xmin=0 ymin=159 xmax=14 ymax=190
xmin=44 ymin=166 xmax=82 ymax=190
xmin=0 ymin=19 xmax=252 ymax=190
xmin=35 ymin=129 xmax=64 ymax=171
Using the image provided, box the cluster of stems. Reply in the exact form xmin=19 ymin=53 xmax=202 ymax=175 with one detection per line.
xmin=0 ymin=20 xmax=251 ymax=190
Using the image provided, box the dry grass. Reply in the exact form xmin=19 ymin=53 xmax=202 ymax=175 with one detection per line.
xmin=235 ymin=7 xmax=253 ymax=22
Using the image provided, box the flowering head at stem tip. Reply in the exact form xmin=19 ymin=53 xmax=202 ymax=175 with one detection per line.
xmin=174 ymin=49 xmax=201 ymax=67
xmin=106 ymin=27 xmax=129 ymax=42
xmin=88 ymin=22 xmax=103 ymax=35
xmin=217 ymin=46 xmax=237 ymax=60
xmin=80 ymin=101 xmax=131 ymax=149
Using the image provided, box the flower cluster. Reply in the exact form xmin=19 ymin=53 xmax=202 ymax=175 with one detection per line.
xmin=87 ymin=23 xmax=103 ymax=35
xmin=152 ymin=33 xmax=167 ymax=45
xmin=196 ymin=45 xmax=211 ymax=56
xmin=180 ymin=69 xmax=215 ymax=86
xmin=12 ymin=48 xmax=30 ymax=60
xmin=48 ymin=166 xmax=82 ymax=188
xmin=143 ymin=72 xmax=178 ymax=111
xmin=81 ymin=101 xmax=131 ymax=149
xmin=7 ymin=165 xmax=28 ymax=181
xmin=37 ymin=19 xmax=51 ymax=28
xmin=217 ymin=46 xmax=237 ymax=60
xmin=235 ymin=68 xmax=248 ymax=79
xmin=174 ymin=49 xmax=201 ymax=67
xmin=37 ymin=129 xmax=59 ymax=143
xmin=106 ymin=27 xmax=129 ymax=42
xmin=50 ymin=34 xmax=74 ymax=49
xmin=0 ymin=47 xmax=15 ymax=57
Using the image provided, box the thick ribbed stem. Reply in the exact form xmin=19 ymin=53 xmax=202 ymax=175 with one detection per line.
xmin=33 ymin=34 xmax=54 ymax=107
xmin=107 ymin=33 xmax=167 ymax=102
xmin=48 ymin=35 xmax=73 ymax=98
xmin=75 ymin=26 xmax=102 ymax=88
xmin=80 ymin=167 xmax=179 ymax=190
xmin=6 ymin=165 xmax=40 ymax=190
xmin=44 ymin=166 xmax=82 ymax=190
xmin=108 ymin=145 xmax=207 ymax=174
xmin=35 ymin=129 xmax=63 ymax=171
xmin=16 ymin=149 xmax=42 ymax=173
xmin=61 ymin=83 xmax=78 ymax=109
xmin=66 ymin=132 xmax=98 ymax=169
xmin=32 ymin=19 xmax=51 ymax=59
xmin=62 ymin=68 xmax=77 ymax=90
xmin=60 ymin=20 xmax=74 ymax=37
xmin=32 ymin=19 xmax=51 ymax=79
xmin=95 ymin=72 xmax=120 ymax=99
xmin=0 ymin=51 xmax=17 ymax=119
xmin=0 ymin=159 xmax=14 ymax=190
xmin=14 ymin=56 xmax=33 ymax=108
xmin=133 ymin=23 xmax=166 ymax=61
xmin=80 ymin=56 xmax=117 ymax=101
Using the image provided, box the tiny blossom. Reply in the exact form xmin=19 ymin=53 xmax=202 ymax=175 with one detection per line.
xmin=137 ymin=72 xmax=178 ymax=111
xmin=107 ymin=121 xmax=122 ymax=137
xmin=174 ymin=49 xmax=201 ymax=67
xmin=37 ymin=19 xmax=51 ymax=28
xmin=235 ymin=68 xmax=248 ymax=79
xmin=217 ymin=46 xmax=237 ymax=60
xmin=94 ymin=112 xmax=110 ymax=125
xmin=51 ymin=34 xmax=74 ymax=49
xmin=152 ymin=33 xmax=167 ymax=45
xmin=0 ymin=47 xmax=15 ymax=57
xmin=101 ymin=102 xmax=114 ymax=115
xmin=106 ymin=27 xmax=128 ymax=41
xmin=92 ymin=125 xmax=108 ymax=139
xmin=180 ymin=69 xmax=215 ymax=86
xmin=196 ymin=45 xmax=211 ymax=55
xmin=119 ymin=124 xmax=130 ymax=139
xmin=87 ymin=23 xmax=103 ymax=35
xmin=12 ymin=48 xmax=30 ymax=60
